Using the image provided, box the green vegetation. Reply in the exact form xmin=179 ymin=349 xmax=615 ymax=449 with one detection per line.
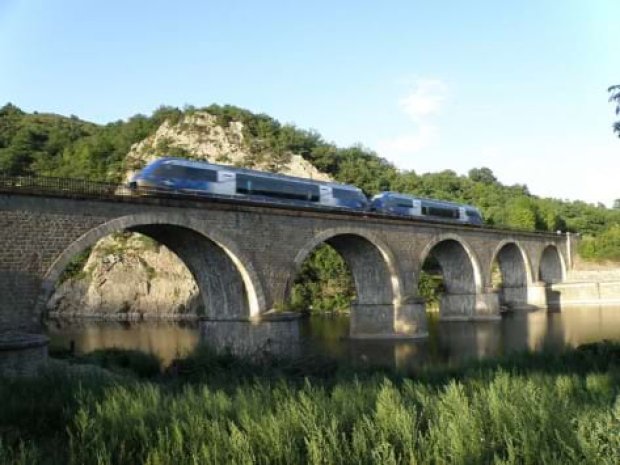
xmin=610 ymin=84 xmax=620 ymax=137
xmin=0 ymin=342 xmax=618 ymax=464
xmin=57 ymin=348 xmax=162 ymax=378
xmin=2 ymin=102 xmax=618 ymax=237
xmin=3 ymin=101 xmax=620 ymax=312
xmin=417 ymin=271 xmax=445 ymax=307
xmin=57 ymin=247 xmax=92 ymax=283
xmin=289 ymin=244 xmax=354 ymax=313
xmin=0 ymin=103 xmax=182 ymax=181
xmin=578 ymin=225 xmax=620 ymax=262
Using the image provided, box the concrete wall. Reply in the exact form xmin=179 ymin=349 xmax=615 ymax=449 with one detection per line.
xmin=549 ymin=281 xmax=620 ymax=307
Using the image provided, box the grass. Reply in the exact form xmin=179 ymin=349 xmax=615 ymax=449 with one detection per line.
xmin=0 ymin=342 xmax=618 ymax=464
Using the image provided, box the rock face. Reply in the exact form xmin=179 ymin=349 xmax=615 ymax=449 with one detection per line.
xmin=124 ymin=111 xmax=330 ymax=181
xmin=49 ymin=234 xmax=200 ymax=317
xmin=49 ymin=111 xmax=331 ymax=317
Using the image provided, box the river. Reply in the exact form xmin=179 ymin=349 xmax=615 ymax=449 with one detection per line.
xmin=44 ymin=306 xmax=620 ymax=370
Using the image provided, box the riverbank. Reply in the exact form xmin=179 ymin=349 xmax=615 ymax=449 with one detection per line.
xmin=1 ymin=342 xmax=618 ymax=464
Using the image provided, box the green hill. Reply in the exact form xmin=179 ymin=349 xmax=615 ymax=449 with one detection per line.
xmin=2 ymin=102 xmax=619 ymax=261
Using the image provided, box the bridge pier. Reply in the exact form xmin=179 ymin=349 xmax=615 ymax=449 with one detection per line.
xmin=500 ymin=286 xmax=530 ymax=310
xmin=526 ymin=281 xmax=554 ymax=309
xmin=440 ymin=290 xmax=501 ymax=320
xmin=350 ymin=299 xmax=427 ymax=339
xmin=200 ymin=314 xmax=301 ymax=357
xmin=0 ymin=333 xmax=48 ymax=377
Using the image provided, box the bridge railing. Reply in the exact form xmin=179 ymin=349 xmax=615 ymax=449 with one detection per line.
xmin=0 ymin=173 xmax=568 ymax=237
xmin=0 ymin=173 xmax=121 ymax=197
xmin=0 ymin=173 xmax=346 ymax=208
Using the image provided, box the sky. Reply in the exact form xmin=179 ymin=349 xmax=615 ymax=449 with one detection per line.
xmin=1 ymin=0 xmax=619 ymax=205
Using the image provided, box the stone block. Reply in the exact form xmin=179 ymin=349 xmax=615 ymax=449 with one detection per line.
xmin=350 ymin=303 xmax=395 ymax=338
xmin=0 ymin=333 xmax=48 ymax=377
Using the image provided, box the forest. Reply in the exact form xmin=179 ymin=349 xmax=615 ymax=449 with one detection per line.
xmin=1 ymin=102 xmax=620 ymax=311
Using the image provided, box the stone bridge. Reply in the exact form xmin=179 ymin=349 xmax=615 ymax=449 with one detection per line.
xmin=0 ymin=190 xmax=572 ymax=349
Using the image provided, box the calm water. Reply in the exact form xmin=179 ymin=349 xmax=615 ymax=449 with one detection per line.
xmin=45 ymin=306 xmax=620 ymax=370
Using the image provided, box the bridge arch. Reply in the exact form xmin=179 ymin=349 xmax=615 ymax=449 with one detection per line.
xmin=287 ymin=228 xmax=402 ymax=307
xmin=538 ymin=243 xmax=565 ymax=284
xmin=419 ymin=234 xmax=483 ymax=294
xmin=37 ymin=213 xmax=265 ymax=320
xmin=489 ymin=240 xmax=532 ymax=309
xmin=418 ymin=234 xmax=483 ymax=318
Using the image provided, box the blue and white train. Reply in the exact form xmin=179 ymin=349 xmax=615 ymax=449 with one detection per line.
xmin=128 ymin=157 xmax=484 ymax=225
xmin=370 ymin=192 xmax=483 ymax=225
xmin=128 ymin=157 xmax=368 ymax=209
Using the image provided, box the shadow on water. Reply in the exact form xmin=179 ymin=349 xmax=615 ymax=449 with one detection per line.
xmin=45 ymin=305 xmax=620 ymax=371
xmin=546 ymin=283 xmax=562 ymax=312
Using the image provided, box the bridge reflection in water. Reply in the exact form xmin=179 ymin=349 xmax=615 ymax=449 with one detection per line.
xmin=45 ymin=307 xmax=620 ymax=371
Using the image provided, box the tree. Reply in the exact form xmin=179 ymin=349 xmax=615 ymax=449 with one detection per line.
xmin=468 ymin=167 xmax=497 ymax=184
xmin=613 ymin=199 xmax=620 ymax=210
xmin=609 ymin=85 xmax=620 ymax=137
xmin=505 ymin=197 xmax=538 ymax=231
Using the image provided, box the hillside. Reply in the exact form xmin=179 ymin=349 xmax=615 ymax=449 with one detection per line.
xmin=2 ymin=102 xmax=620 ymax=315
xmin=2 ymin=102 xmax=619 ymax=235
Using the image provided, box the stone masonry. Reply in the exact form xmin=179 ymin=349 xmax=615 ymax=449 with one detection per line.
xmin=0 ymin=192 xmax=570 ymax=343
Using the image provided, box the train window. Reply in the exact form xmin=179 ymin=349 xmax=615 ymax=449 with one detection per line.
xmin=422 ymin=204 xmax=459 ymax=218
xmin=466 ymin=209 xmax=483 ymax=223
xmin=395 ymin=198 xmax=413 ymax=208
xmin=236 ymin=174 xmax=319 ymax=201
xmin=152 ymin=164 xmax=217 ymax=182
xmin=184 ymin=167 xmax=218 ymax=182
xmin=332 ymin=188 xmax=363 ymax=201
xmin=152 ymin=164 xmax=184 ymax=178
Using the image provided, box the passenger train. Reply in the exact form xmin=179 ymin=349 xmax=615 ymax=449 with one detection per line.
xmin=370 ymin=192 xmax=483 ymax=225
xmin=129 ymin=157 xmax=368 ymax=209
xmin=128 ymin=157 xmax=484 ymax=225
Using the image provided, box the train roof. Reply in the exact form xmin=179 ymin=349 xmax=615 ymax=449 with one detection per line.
xmin=150 ymin=157 xmax=362 ymax=191
xmin=372 ymin=191 xmax=480 ymax=210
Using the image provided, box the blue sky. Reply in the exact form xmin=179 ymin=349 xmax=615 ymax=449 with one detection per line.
xmin=1 ymin=0 xmax=618 ymax=204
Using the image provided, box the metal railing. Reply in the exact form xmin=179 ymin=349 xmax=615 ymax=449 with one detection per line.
xmin=0 ymin=173 xmax=366 ymax=211
xmin=0 ymin=173 xmax=567 ymax=237
xmin=0 ymin=173 xmax=121 ymax=197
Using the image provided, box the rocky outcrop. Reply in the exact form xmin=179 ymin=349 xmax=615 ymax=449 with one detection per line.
xmin=49 ymin=234 xmax=200 ymax=318
xmin=49 ymin=111 xmax=331 ymax=317
xmin=124 ymin=111 xmax=330 ymax=181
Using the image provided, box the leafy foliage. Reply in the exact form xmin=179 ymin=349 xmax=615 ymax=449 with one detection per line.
xmin=288 ymin=244 xmax=354 ymax=313
xmin=578 ymin=225 xmax=620 ymax=262
xmin=3 ymin=102 xmax=620 ymax=313
xmin=0 ymin=343 xmax=619 ymax=464
xmin=609 ymin=84 xmax=620 ymax=137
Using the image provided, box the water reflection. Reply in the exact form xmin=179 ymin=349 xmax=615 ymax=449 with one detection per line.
xmin=45 ymin=306 xmax=620 ymax=370
xmin=200 ymin=319 xmax=301 ymax=357
xmin=45 ymin=319 xmax=199 ymax=366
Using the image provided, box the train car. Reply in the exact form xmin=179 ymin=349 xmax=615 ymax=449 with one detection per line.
xmin=370 ymin=191 xmax=483 ymax=225
xmin=128 ymin=157 xmax=368 ymax=209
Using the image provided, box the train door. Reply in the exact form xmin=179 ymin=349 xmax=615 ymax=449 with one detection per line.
xmin=319 ymin=186 xmax=334 ymax=206
xmin=215 ymin=171 xmax=236 ymax=196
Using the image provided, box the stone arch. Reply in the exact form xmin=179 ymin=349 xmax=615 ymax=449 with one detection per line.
xmin=419 ymin=234 xmax=483 ymax=293
xmin=288 ymin=228 xmax=402 ymax=306
xmin=539 ymin=244 xmax=565 ymax=284
xmin=489 ymin=240 xmax=532 ymax=309
xmin=37 ymin=213 xmax=265 ymax=320
xmin=418 ymin=234 xmax=483 ymax=318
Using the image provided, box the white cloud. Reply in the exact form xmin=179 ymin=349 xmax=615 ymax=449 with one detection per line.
xmin=376 ymin=78 xmax=447 ymax=168
xmin=375 ymin=124 xmax=438 ymax=169
xmin=399 ymin=79 xmax=447 ymax=122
